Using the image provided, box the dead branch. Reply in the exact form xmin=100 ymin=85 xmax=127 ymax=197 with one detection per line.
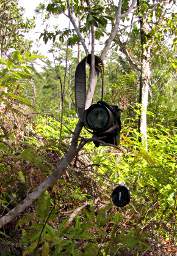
xmin=65 ymin=202 xmax=89 ymax=228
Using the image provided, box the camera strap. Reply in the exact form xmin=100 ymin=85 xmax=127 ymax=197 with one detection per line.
xmin=75 ymin=54 xmax=103 ymax=120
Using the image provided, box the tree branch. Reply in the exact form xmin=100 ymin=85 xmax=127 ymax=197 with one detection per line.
xmin=100 ymin=0 xmax=137 ymax=61
xmin=0 ymin=121 xmax=84 ymax=229
xmin=100 ymin=0 xmax=122 ymax=60
xmin=66 ymin=0 xmax=89 ymax=55
xmin=85 ymin=22 xmax=97 ymax=109
xmin=116 ymin=36 xmax=141 ymax=72
xmin=65 ymin=202 xmax=89 ymax=228
xmin=121 ymin=0 xmax=137 ymax=18
xmin=83 ymin=0 xmax=97 ymax=109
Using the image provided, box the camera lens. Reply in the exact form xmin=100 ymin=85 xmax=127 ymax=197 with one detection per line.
xmin=86 ymin=105 xmax=109 ymax=130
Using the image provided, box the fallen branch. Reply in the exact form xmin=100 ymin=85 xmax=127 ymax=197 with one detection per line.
xmin=65 ymin=202 xmax=89 ymax=228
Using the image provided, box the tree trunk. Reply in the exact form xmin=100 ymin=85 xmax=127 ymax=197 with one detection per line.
xmin=139 ymin=46 xmax=151 ymax=150
xmin=138 ymin=0 xmax=151 ymax=151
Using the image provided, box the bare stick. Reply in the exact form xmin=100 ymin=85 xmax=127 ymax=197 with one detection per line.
xmin=65 ymin=202 xmax=89 ymax=228
xmin=121 ymin=0 xmax=137 ymax=18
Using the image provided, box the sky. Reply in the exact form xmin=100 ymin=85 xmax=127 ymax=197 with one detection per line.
xmin=18 ymin=0 xmax=41 ymax=18
xmin=18 ymin=0 xmax=69 ymax=62
xmin=17 ymin=0 xmax=135 ymax=60
xmin=18 ymin=0 xmax=177 ymax=64
xmin=18 ymin=0 xmax=50 ymax=61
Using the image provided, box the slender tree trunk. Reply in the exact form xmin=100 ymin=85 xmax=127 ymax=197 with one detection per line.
xmin=31 ymin=80 xmax=36 ymax=107
xmin=137 ymin=0 xmax=170 ymax=150
xmin=77 ymin=19 xmax=81 ymax=63
xmin=139 ymin=46 xmax=151 ymax=150
xmin=85 ymin=25 xmax=96 ymax=109
xmin=138 ymin=0 xmax=151 ymax=151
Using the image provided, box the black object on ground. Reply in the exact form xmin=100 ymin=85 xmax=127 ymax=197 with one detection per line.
xmin=111 ymin=184 xmax=130 ymax=207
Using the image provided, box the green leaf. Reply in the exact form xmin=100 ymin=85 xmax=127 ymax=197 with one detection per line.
xmin=93 ymin=16 xmax=107 ymax=27
xmin=36 ymin=191 xmax=52 ymax=221
xmin=96 ymin=208 xmax=108 ymax=226
xmin=112 ymin=212 xmax=123 ymax=223
xmin=0 ymin=163 xmax=7 ymax=172
xmin=46 ymin=2 xmax=65 ymax=14
xmin=0 ymin=142 xmax=10 ymax=153
xmin=18 ymin=170 xmax=26 ymax=183
xmin=83 ymin=244 xmax=99 ymax=256
xmin=68 ymin=34 xmax=79 ymax=46
xmin=42 ymin=241 xmax=50 ymax=256
xmin=7 ymin=93 xmax=32 ymax=107
xmin=23 ymin=241 xmax=38 ymax=256
xmin=21 ymin=148 xmax=44 ymax=168
xmin=11 ymin=51 xmax=23 ymax=63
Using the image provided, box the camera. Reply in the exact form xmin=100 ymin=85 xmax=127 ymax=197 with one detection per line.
xmin=84 ymin=101 xmax=121 ymax=147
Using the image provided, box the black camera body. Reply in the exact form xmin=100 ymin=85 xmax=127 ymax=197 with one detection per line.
xmin=84 ymin=101 xmax=121 ymax=147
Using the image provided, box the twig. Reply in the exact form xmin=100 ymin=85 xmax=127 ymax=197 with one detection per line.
xmin=120 ymin=0 xmax=137 ymax=18
xmin=59 ymin=39 xmax=69 ymax=142
xmin=65 ymin=202 xmax=89 ymax=228
xmin=116 ymin=36 xmax=141 ymax=72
